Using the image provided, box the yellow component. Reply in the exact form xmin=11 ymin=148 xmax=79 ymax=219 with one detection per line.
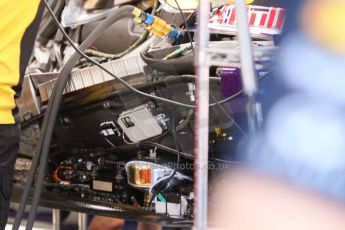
xmin=146 ymin=25 xmax=152 ymax=31
xmin=215 ymin=128 xmax=222 ymax=137
xmin=302 ymin=0 xmax=345 ymax=55
xmin=132 ymin=7 xmax=142 ymax=17
xmin=133 ymin=17 xmax=143 ymax=24
xmin=134 ymin=166 xmax=141 ymax=185
xmin=162 ymin=25 xmax=172 ymax=35
xmin=151 ymin=16 xmax=171 ymax=36
xmin=151 ymin=29 xmax=165 ymax=37
xmin=151 ymin=17 xmax=166 ymax=31
xmin=147 ymin=26 xmax=167 ymax=37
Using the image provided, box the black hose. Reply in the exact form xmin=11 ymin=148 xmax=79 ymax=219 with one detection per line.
xmin=13 ymin=3 xmax=136 ymax=230
xmin=176 ymin=109 xmax=194 ymax=133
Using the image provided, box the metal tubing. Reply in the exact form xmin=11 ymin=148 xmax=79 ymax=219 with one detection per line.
xmin=235 ymin=0 xmax=260 ymax=135
xmin=235 ymin=0 xmax=258 ymax=97
xmin=78 ymin=213 xmax=88 ymax=230
xmin=194 ymin=0 xmax=210 ymax=229
xmin=52 ymin=209 xmax=61 ymax=230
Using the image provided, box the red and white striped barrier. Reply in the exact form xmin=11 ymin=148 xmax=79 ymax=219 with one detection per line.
xmin=210 ymin=4 xmax=285 ymax=35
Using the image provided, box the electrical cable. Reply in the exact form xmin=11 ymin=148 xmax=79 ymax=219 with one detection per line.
xmin=173 ymin=0 xmax=194 ymax=54
xmin=210 ymin=93 xmax=248 ymax=137
xmin=21 ymin=114 xmax=44 ymax=129
xmin=80 ymin=0 xmax=159 ymax=62
xmin=147 ymin=110 xmax=181 ymax=206
xmin=122 ymin=131 xmax=136 ymax=145
xmin=52 ymin=166 xmax=72 ymax=183
xmin=209 ymin=70 xmax=272 ymax=107
xmin=102 ymin=141 xmax=240 ymax=163
xmin=149 ymin=175 xmax=172 ymax=195
xmin=179 ymin=74 xmax=221 ymax=81
xmin=176 ymin=109 xmax=194 ymax=133
xmin=141 ymin=141 xmax=193 ymax=160
xmin=149 ymin=174 xmax=192 ymax=196
xmin=104 ymin=137 xmax=116 ymax=148
xmin=207 ymin=70 xmax=272 ymax=137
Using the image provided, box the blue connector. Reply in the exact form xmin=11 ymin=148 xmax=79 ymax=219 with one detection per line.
xmin=144 ymin=14 xmax=155 ymax=25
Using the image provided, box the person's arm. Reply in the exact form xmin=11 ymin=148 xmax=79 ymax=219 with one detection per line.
xmin=0 ymin=1 xmax=43 ymax=229
xmin=0 ymin=0 xmax=43 ymax=124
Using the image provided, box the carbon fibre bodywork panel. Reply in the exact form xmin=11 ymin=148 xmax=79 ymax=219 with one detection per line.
xmin=11 ymin=184 xmax=192 ymax=227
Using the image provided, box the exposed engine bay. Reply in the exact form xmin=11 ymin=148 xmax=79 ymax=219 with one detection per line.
xmin=13 ymin=0 xmax=283 ymax=227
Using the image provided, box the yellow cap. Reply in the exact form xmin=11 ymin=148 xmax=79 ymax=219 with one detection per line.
xmin=151 ymin=28 xmax=166 ymax=37
xmin=215 ymin=128 xmax=222 ymax=137
xmin=151 ymin=16 xmax=171 ymax=36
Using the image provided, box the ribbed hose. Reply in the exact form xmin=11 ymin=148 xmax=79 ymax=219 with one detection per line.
xmin=12 ymin=3 xmax=135 ymax=230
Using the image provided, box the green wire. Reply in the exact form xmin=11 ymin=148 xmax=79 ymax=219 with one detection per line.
xmin=157 ymin=193 xmax=166 ymax=202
